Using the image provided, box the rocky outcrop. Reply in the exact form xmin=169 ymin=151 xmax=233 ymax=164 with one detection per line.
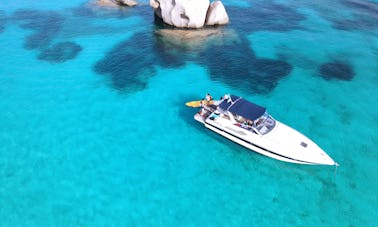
xmin=205 ymin=1 xmax=229 ymax=26
xmin=150 ymin=0 xmax=229 ymax=28
xmin=114 ymin=0 xmax=137 ymax=6
xmin=97 ymin=0 xmax=137 ymax=7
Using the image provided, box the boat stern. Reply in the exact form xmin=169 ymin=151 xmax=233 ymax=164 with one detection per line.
xmin=194 ymin=113 xmax=205 ymax=123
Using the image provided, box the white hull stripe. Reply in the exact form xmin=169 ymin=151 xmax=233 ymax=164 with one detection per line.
xmin=205 ymin=122 xmax=321 ymax=165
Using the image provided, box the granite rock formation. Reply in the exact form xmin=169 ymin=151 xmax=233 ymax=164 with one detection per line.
xmin=205 ymin=1 xmax=229 ymax=26
xmin=150 ymin=0 xmax=229 ymax=28
xmin=97 ymin=0 xmax=137 ymax=7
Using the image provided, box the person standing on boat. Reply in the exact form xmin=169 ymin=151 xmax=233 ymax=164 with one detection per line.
xmin=205 ymin=93 xmax=213 ymax=102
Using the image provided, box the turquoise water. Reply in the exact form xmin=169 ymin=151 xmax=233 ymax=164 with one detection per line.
xmin=0 ymin=0 xmax=377 ymax=226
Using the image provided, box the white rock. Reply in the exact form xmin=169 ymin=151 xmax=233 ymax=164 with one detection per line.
xmin=150 ymin=0 xmax=162 ymax=18
xmin=150 ymin=0 xmax=159 ymax=9
xmin=205 ymin=1 xmax=229 ymax=26
xmin=97 ymin=0 xmax=117 ymax=6
xmin=150 ymin=0 xmax=210 ymax=28
xmin=97 ymin=0 xmax=137 ymax=7
xmin=117 ymin=0 xmax=137 ymax=6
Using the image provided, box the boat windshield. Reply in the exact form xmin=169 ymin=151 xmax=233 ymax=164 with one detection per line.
xmin=254 ymin=112 xmax=276 ymax=135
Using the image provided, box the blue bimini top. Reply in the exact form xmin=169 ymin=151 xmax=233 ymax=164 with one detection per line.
xmin=219 ymin=95 xmax=266 ymax=121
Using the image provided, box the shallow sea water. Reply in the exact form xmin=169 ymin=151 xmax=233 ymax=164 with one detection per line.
xmin=0 ymin=0 xmax=377 ymax=226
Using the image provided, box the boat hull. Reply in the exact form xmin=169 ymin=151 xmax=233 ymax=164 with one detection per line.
xmin=190 ymin=94 xmax=337 ymax=166
xmin=201 ymin=118 xmax=336 ymax=166
xmin=204 ymin=123 xmax=314 ymax=164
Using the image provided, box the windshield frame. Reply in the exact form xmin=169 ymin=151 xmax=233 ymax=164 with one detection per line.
xmin=253 ymin=112 xmax=276 ymax=135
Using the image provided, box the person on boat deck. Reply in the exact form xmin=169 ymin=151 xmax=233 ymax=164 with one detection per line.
xmin=205 ymin=93 xmax=213 ymax=102
xmin=223 ymin=94 xmax=231 ymax=101
xmin=198 ymin=107 xmax=205 ymax=116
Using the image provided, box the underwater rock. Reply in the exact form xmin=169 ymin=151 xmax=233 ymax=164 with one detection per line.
xmin=150 ymin=0 xmax=229 ymax=28
xmin=227 ymin=3 xmax=305 ymax=33
xmin=319 ymin=61 xmax=355 ymax=81
xmin=154 ymin=27 xmax=239 ymax=52
xmin=13 ymin=10 xmax=64 ymax=50
xmin=318 ymin=0 xmax=378 ymax=31
xmin=332 ymin=17 xmax=378 ymax=31
xmin=197 ymin=38 xmax=292 ymax=94
xmin=249 ymin=59 xmax=292 ymax=93
xmin=205 ymin=1 xmax=229 ymax=26
xmin=343 ymin=0 xmax=378 ymax=17
xmin=38 ymin=42 xmax=82 ymax=63
xmin=94 ymin=32 xmax=155 ymax=90
xmin=94 ymin=31 xmax=191 ymax=91
xmin=0 ymin=11 xmax=6 ymax=33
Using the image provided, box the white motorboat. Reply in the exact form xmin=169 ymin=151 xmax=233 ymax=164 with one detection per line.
xmin=191 ymin=94 xmax=338 ymax=166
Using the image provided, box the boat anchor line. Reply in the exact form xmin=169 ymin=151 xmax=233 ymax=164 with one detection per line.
xmin=205 ymin=122 xmax=326 ymax=165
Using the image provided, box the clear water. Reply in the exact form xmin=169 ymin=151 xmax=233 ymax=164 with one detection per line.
xmin=0 ymin=0 xmax=377 ymax=226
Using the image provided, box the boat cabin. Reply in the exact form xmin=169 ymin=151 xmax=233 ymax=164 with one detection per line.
xmin=217 ymin=95 xmax=276 ymax=135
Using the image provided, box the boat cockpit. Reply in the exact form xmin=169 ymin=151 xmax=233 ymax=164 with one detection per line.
xmin=253 ymin=112 xmax=276 ymax=135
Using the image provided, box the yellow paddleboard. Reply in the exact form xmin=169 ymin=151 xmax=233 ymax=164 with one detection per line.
xmin=185 ymin=100 xmax=213 ymax=107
